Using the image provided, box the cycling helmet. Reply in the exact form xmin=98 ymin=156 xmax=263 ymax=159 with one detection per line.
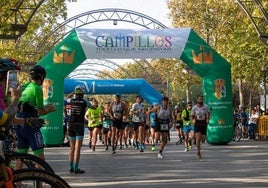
xmin=29 ymin=65 xmax=46 ymax=80
xmin=74 ymin=85 xmax=85 ymax=95
xmin=0 ymin=58 xmax=20 ymax=73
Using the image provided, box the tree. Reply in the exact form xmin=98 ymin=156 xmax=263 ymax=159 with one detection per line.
xmin=167 ymin=0 xmax=267 ymax=109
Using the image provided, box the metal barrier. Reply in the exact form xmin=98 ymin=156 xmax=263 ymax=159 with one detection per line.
xmin=257 ymin=115 xmax=268 ymax=140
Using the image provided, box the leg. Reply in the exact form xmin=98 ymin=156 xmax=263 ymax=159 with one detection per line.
xmin=158 ymin=132 xmax=168 ymax=158
xmin=195 ymin=132 xmax=202 ymax=158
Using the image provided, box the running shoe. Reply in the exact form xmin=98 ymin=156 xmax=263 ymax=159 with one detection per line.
xmin=157 ymin=153 xmax=164 ymax=158
xmin=184 ymin=148 xmax=189 ymax=152
xmin=75 ymin=169 xmax=85 ymax=174
xmin=69 ymin=168 xmax=74 ymax=173
xmin=188 ymin=140 xmax=192 ymax=149
xmin=112 ymin=150 xmax=116 ymax=154
xmin=151 ymin=145 xmax=156 ymax=151
xmin=92 ymin=146 xmax=95 ymax=152
xmin=105 ymin=145 xmax=108 ymax=151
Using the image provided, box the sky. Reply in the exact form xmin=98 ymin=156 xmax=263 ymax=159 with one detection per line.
xmin=66 ymin=0 xmax=172 ymax=28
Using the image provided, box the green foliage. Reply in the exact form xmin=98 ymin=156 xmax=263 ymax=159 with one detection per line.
xmin=167 ymin=0 xmax=267 ymax=108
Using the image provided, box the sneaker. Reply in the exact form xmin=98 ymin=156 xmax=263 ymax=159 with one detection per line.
xmin=119 ymin=145 xmax=123 ymax=150
xmin=89 ymin=141 xmax=92 ymax=149
xmin=92 ymin=146 xmax=95 ymax=152
xmin=69 ymin=168 xmax=74 ymax=173
xmin=112 ymin=150 xmax=116 ymax=154
xmin=188 ymin=140 xmax=192 ymax=148
xmin=75 ymin=169 xmax=85 ymax=174
xmin=184 ymin=148 xmax=189 ymax=152
xmin=140 ymin=148 xmax=144 ymax=152
xmin=105 ymin=145 xmax=108 ymax=151
xmin=151 ymin=145 xmax=156 ymax=151
xmin=157 ymin=153 xmax=164 ymax=158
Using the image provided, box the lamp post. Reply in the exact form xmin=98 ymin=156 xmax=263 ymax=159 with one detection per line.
xmin=262 ymin=65 xmax=267 ymax=113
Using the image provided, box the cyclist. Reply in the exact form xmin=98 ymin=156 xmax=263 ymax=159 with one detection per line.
xmin=0 ymin=58 xmax=20 ymax=110
xmin=15 ymin=65 xmax=56 ymax=170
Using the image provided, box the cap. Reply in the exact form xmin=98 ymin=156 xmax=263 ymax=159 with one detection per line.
xmin=162 ymin=96 xmax=169 ymax=101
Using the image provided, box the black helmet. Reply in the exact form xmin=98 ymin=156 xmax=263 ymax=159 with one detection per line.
xmin=30 ymin=65 xmax=46 ymax=80
xmin=74 ymin=85 xmax=85 ymax=94
xmin=0 ymin=58 xmax=20 ymax=73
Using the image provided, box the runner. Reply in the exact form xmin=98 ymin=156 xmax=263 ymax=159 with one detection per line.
xmin=85 ymin=98 xmax=102 ymax=152
xmin=146 ymin=102 xmax=159 ymax=151
xmin=173 ymin=105 xmax=184 ymax=145
xmin=147 ymin=96 xmax=172 ymax=158
xmin=109 ymin=93 xmax=127 ymax=154
xmin=191 ymin=95 xmax=210 ymax=159
xmin=130 ymin=95 xmax=146 ymax=152
xmin=101 ymin=102 xmax=113 ymax=151
xmin=181 ymin=102 xmax=194 ymax=152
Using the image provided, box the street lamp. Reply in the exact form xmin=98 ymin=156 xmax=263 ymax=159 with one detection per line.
xmin=262 ymin=65 xmax=267 ymax=113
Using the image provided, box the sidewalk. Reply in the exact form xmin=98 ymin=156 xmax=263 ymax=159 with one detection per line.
xmin=44 ymin=130 xmax=268 ymax=188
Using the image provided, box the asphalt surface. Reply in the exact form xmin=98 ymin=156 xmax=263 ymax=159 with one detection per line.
xmin=44 ymin=130 xmax=268 ymax=188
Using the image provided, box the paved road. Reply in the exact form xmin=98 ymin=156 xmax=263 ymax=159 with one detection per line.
xmin=44 ymin=130 xmax=268 ymax=188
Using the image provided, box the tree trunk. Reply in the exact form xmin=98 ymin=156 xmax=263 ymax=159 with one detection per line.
xmin=238 ymin=78 xmax=244 ymax=108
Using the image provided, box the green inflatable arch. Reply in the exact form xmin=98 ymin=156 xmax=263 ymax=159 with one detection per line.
xmin=38 ymin=28 xmax=233 ymax=145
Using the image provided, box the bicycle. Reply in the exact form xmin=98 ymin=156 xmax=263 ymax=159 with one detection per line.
xmin=0 ymin=154 xmax=70 ymax=187
xmin=233 ymin=118 xmax=243 ymax=142
xmin=0 ymin=129 xmax=54 ymax=173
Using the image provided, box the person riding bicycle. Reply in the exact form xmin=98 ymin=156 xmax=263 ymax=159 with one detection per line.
xmin=14 ymin=65 xmax=56 ymax=170
xmin=0 ymin=58 xmax=20 ymax=110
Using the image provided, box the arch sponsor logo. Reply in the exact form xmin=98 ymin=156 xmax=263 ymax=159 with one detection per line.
xmin=214 ymin=79 xmax=226 ymax=99
xmin=53 ymin=45 xmax=75 ymax=64
xmin=43 ymin=79 xmax=53 ymax=100
xmin=192 ymin=46 xmax=212 ymax=64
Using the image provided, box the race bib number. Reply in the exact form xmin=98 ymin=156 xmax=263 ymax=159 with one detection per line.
xmin=196 ymin=115 xmax=205 ymax=120
xmin=114 ymin=112 xmax=122 ymax=119
xmin=103 ymin=121 xmax=111 ymax=128
xmin=132 ymin=116 xmax=144 ymax=123
xmin=160 ymin=124 xmax=169 ymax=130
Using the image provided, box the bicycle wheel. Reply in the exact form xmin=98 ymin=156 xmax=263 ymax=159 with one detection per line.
xmin=5 ymin=152 xmax=54 ymax=173
xmin=235 ymin=125 xmax=242 ymax=142
xmin=13 ymin=168 xmax=70 ymax=188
